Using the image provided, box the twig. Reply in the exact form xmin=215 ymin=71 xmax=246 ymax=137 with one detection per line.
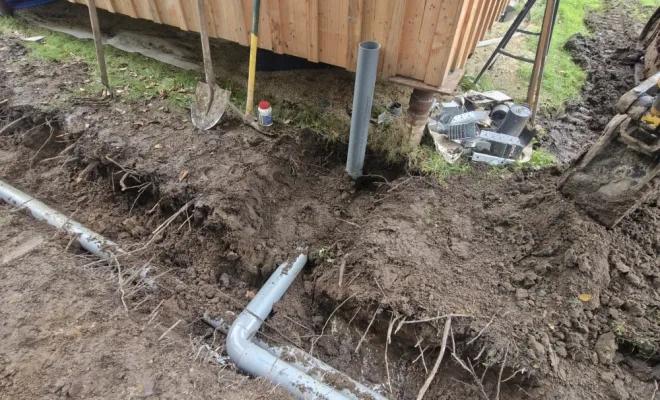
xmin=347 ymin=306 xmax=361 ymax=326
xmin=310 ymin=293 xmax=357 ymax=355
xmin=338 ymin=257 xmax=346 ymax=287
xmin=413 ymin=344 xmax=430 ymax=373
xmin=387 ymin=176 xmax=413 ymax=193
xmin=64 ymin=233 xmax=80 ymax=252
xmin=281 ymin=315 xmax=313 ymax=333
xmin=0 ymin=116 xmax=26 ymax=136
xmin=651 ymin=380 xmax=659 ymax=400
xmin=53 ymin=209 xmax=78 ymax=238
xmin=451 ymin=351 xmax=489 ymax=400
xmin=129 ymin=182 xmax=152 ymax=215
xmin=30 ymin=120 xmax=54 ymax=168
xmin=396 ymin=313 xmax=471 ymax=333
xmin=158 ymin=319 xmax=182 ymax=341
xmin=385 ymin=312 xmax=400 ymax=395
xmin=467 ymin=313 xmax=498 ymax=346
xmin=501 ymin=368 xmax=525 ymax=383
xmin=114 ymin=256 xmax=129 ymax=312
xmin=337 ymin=218 xmax=361 ymax=228
xmin=416 ymin=317 xmax=452 ymax=400
xmin=495 ymin=345 xmax=509 ymax=400
xmin=354 ymin=307 xmax=380 ymax=353
xmin=146 ymin=299 xmax=165 ymax=325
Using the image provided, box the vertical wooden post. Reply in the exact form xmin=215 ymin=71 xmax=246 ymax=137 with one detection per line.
xmin=87 ymin=0 xmax=110 ymax=90
xmin=527 ymin=0 xmax=558 ymax=121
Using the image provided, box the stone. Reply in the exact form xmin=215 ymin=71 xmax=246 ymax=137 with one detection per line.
xmin=625 ymin=273 xmax=642 ymax=287
xmin=219 ymin=273 xmax=230 ymax=288
xmin=501 ymin=282 xmax=515 ymax=292
xmin=624 ymin=301 xmax=644 ymax=316
xmin=174 ymin=283 xmax=186 ymax=294
xmin=312 ymin=315 xmax=325 ymax=326
xmin=600 ymin=371 xmax=616 ymax=383
xmin=653 ymin=277 xmax=660 ymax=289
xmin=203 ymin=285 xmax=216 ymax=299
xmin=555 ymin=345 xmax=567 ymax=358
xmin=595 ymin=332 xmax=617 ymax=365
xmin=226 ymin=251 xmax=239 ymax=261
xmin=516 ymin=288 xmax=529 ymax=300
xmin=612 ymin=379 xmax=629 ymax=400
xmin=68 ymin=381 xmax=82 ymax=397
xmin=610 ymin=296 xmax=624 ymax=308
xmin=614 ymin=262 xmax=630 ymax=274
xmin=608 ymin=308 xmax=620 ymax=319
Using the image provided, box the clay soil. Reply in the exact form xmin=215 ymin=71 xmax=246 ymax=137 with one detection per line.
xmin=1 ymin=2 xmax=660 ymax=400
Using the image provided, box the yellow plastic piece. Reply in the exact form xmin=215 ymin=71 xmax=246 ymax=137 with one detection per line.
xmin=246 ymin=33 xmax=258 ymax=116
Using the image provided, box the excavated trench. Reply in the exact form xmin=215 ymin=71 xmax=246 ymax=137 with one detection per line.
xmin=2 ymin=3 xmax=660 ymax=397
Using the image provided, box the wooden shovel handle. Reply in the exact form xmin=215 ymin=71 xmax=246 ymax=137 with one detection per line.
xmin=197 ymin=0 xmax=215 ymax=87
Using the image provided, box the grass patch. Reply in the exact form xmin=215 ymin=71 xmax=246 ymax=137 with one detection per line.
xmin=526 ymin=147 xmax=556 ymax=167
xmin=0 ymin=16 xmax=202 ymax=109
xmin=518 ymin=0 xmax=601 ymax=112
xmin=631 ymin=0 xmax=658 ymax=22
xmin=408 ymin=146 xmax=471 ymax=183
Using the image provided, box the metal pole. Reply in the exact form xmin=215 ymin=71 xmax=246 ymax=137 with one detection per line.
xmin=474 ymin=0 xmax=537 ymax=85
xmin=86 ymin=0 xmax=110 ymax=89
xmin=346 ymin=41 xmax=381 ymax=179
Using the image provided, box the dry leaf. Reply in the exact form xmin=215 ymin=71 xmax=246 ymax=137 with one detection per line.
xmin=578 ymin=293 xmax=592 ymax=302
xmin=178 ymin=169 xmax=189 ymax=182
xmin=154 ymin=144 xmax=163 ymax=150
xmin=245 ymin=290 xmax=256 ymax=300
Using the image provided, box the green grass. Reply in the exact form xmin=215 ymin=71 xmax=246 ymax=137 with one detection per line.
xmin=527 ymin=148 xmax=557 ymax=167
xmin=519 ymin=0 xmax=601 ymax=113
xmin=632 ymin=0 xmax=658 ymax=22
xmin=0 ymin=16 xmax=202 ymax=109
xmin=408 ymin=146 xmax=471 ymax=183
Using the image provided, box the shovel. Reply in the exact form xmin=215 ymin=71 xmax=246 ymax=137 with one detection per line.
xmin=191 ymin=0 xmax=230 ymax=130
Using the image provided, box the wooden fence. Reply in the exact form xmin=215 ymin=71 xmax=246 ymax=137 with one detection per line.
xmin=69 ymin=0 xmax=509 ymax=91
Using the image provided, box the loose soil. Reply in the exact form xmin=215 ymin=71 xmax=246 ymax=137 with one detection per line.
xmin=1 ymin=2 xmax=660 ymax=400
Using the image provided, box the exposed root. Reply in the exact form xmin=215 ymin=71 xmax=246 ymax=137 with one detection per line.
xmin=29 ymin=118 xmax=55 ymax=168
xmin=450 ymin=328 xmax=490 ymax=400
xmin=158 ymin=319 xmax=182 ymax=341
xmin=385 ymin=312 xmax=401 ymax=395
xmin=416 ymin=317 xmax=452 ymax=400
xmin=0 ymin=116 xmax=26 ymax=135
xmin=310 ymin=293 xmax=356 ymax=355
xmin=354 ymin=306 xmax=380 ymax=353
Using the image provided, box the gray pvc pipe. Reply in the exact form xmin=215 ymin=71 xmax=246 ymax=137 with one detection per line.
xmin=227 ymin=254 xmax=352 ymax=400
xmin=208 ymin=316 xmax=385 ymax=400
xmin=0 ymin=179 xmax=123 ymax=259
xmin=346 ymin=41 xmax=381 ymax=179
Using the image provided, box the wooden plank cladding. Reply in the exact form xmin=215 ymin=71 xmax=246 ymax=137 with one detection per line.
xmin=70 ymin=0 xmax=508 ymax=89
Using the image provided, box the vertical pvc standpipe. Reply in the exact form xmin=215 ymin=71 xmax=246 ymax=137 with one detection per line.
xmin=346 ymin=42 xmax=381 ymax=180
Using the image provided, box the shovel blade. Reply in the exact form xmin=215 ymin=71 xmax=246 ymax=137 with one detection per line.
xmin=191 ymin=82 xmax=231 ymax=130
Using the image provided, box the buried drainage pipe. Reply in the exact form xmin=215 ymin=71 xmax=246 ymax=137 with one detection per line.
xmin=346 ymin=41 xmax=381 ymax=180
xmin=226 ymin=254 xmax=386 ymax=400
xmin=206 ymin=316 xmax=385 ymax=400
xmin=0 ymin=179 xmax=123 ymax=259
